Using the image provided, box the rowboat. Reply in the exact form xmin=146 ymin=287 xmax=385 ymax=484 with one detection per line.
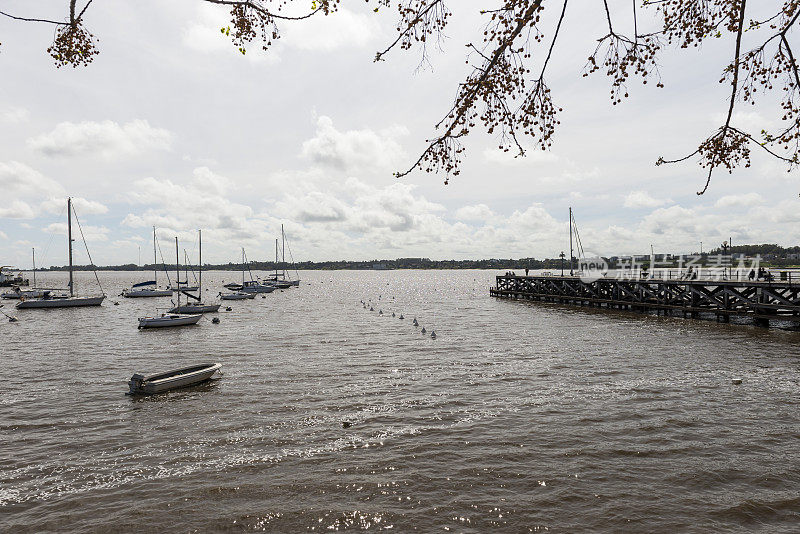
xmin=128 ymin=362 xmax=222 ymax=395
xmin=18 ymin=295 xmax=105 ymax=308
xmin=137 ymin=313 xmax=202 ymax=329
xmin=219 ymin=292 xmax=255 ymax=300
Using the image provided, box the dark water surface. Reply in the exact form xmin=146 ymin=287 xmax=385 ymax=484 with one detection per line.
xmin=2 ymin=270 xmax=799 ymax=532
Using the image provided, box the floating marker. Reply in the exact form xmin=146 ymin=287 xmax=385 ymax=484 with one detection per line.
xmin=399 ymin=314 xmax=404 ymax=319
xmin=379 ymin=310 xmax=383 ymax=315
xmin=732 ymin=378 xmax=742 ymax=385
xmin=413 ymin=318 xmax=419 ymax=326
xmin=370 ymin=306 xmax=374 ymax=311
xmin=226 ymin=306 xmax=232 ymax=311
xmin=392 ymin=312 xmax=395 ymax=317
xmin=430 ymin=331 xmax=437 ymax=339
xmin=212 ymin=317 xmax=220 ymax=324
xmin=342 ymin=421 xmax=352 ymax=428
xmin=421 ymin=327 xmax=427 ymax=334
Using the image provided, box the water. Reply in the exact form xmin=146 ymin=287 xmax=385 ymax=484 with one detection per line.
xmin=2 ymin=270 xmax=799 ymax=532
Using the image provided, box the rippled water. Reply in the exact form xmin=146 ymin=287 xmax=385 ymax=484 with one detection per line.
xmin=2 ymin=269 xmax=799 ymax=532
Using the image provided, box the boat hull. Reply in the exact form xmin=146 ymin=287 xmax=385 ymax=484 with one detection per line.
xmin=123 ymin=289 xmax=173 ymax=298
xmin=168 ymin=304 xmax=221 ymax=314
xmin=2 ymin=289 xmax=50 ymax=299
xmin=220 ymin=292 xmax=255 ymax=300
xmin=138 ymin=313 xmax=202 ymax=328
xmin=16 ymin=296 xmax=105 ymax=309
xmin=241 ymin=285 xmax=275 ymax=294
xmin=128 ymin=362 xmax=221 ymax=394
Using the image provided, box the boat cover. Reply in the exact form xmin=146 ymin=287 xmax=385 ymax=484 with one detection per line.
xmin=132 ymin=280 xmax=157 ymax=288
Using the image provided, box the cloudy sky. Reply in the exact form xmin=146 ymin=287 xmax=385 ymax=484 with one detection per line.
xmin=1 ymin=0 xmax=798 ymax=268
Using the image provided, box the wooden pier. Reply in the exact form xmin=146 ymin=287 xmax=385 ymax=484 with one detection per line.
xmin=490 ymin=275 xmax=800 ymax=327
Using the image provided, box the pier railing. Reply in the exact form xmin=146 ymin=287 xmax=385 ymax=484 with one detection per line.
xmin=490 ymin=275 xmax=800 ymax=326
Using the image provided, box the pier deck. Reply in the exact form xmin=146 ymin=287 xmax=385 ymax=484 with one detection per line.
xmin=490 ymin=275 xmax=800 ymax=327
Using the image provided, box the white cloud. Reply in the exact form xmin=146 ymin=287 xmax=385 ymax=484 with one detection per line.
xmin=27 ymin=120 xmax=173 ymax=158
xmin=40 ymin=197 xmax=109 ymax=216
xmin=284 ymin=9 xmax=382 ymax=51
xmin=0 ymin=230 xmax=8 ymax=240
xmin=43 ymin=222 xmax=110 ymax=242
xmin=0 ymin=200 xmax=37 ymax=219
xmin=0 ymin=106 xmax=29 ymax=124
xmin=715 ymin=193 xmax=764 ymax=208
xmin=623 ymin=190 xmax=672 ymax=209
xmin=0 ymin=161 xmax=64 ymax=198
xmin=455 ymin=204 xmax=495 ymax=222
xmin=301 ymin=116 xmax=407 ymax=172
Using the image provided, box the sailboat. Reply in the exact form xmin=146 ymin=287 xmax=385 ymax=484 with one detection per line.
xmin=1 ymin=248 xmax=50 ymax=299
xmin=123 ymin=227 xmax=172 ymax=297
xmin=17 ymin=198 xmax=105 ymax=309
xmin=266 ymin=225 xmax=299 ymax=287
xmin=220 ymin=248 xmax=257 ymax=300
xmin=168 ymin=230 xmax=220 ymax=314
xmin=138 ymin=236 xmax=202 ymax=328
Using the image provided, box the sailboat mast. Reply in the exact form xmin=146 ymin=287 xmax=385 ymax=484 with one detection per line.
xmin=32 ymin=248 xmax=36 ymax=288
xmin=242 ymin=248 xmax=245 ymax=285
xmin=175 ymin=237 xmax=180 ymax=307
xmin=282 ymin=224 xmax=286 ymax=278
xmin=569 ymin=207 xmax=574 ymax=276
xmin=153 ymin=227 xmax=158 ymax=285
xmin=198 ymin=229 xmax=202 ymax=295
xmin=67 ymin=197 xmax=74 ymax=296
xmin=275 ymin=239 xmax=278 ymax=279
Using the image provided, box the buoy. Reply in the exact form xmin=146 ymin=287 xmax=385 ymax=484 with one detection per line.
xmin=212 ymin=317 xmax=220 ymax=324
xmin=262 ymin=295 xmax=266 ymax=299
xmin=379 ymin=310 xmax=383 ymax=315
xmin=430 ymin=331 xmax=437 ymax=339
xmin=226 ymin=306 xmax=232 ymax=311
xmin=342 ymin=421 xmax=352 ymax=428
xmin=8 ymin=316 xmax=18 ymax=323
xmin=114 ymin=301 xmax=120 ymax=306
xmin=392 ymin=312 xmax=395 ymax=317
xmin=370 ymin=306 xmax=374 ymax=311
xmin=421 ymin=327 xmax=427 ymax=334
xmin=732 ymin=378 xmax=742 ymax=385
xmin=399 ymin=314 xmax=404 ymax=319
xmin=413 ymin=318 xmax=418 ymax=326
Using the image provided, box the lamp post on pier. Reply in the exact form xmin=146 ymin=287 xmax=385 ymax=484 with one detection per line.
xmin=560 ymin=251 xmax=566 ymax=277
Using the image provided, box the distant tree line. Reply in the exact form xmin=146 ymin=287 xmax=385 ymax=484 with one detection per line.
xmin=34 ymin=244 xmax=800 ymax=272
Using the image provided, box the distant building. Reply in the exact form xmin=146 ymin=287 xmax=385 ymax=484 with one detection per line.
xmin=372 ymin=263 xmax=389 ymax=270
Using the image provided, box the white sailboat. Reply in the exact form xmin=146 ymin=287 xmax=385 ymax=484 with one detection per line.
xmin=220 ymin=248 xmax=258 ymax=300
xmin=169 ymin=230 xmax=220 ymax=314
xmin=123 ymin=227 xmax=173 ymax=298
xmin=138 ymin=236 xmax=202 ymax=328
xmin=16 ymin=198 xmax=105 ymax=309
xmin=265 ymin=225 xmax=299 ymax=287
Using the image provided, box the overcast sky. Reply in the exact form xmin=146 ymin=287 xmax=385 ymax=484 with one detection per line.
xmin=1 ymin=0 xmax=798 ymax=268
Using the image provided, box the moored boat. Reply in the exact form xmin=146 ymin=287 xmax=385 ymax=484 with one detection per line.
xmin=123 ymin=228 xmax=174 ymax=298
xmin=137 ymin=312 xmax=202 ymax=329
xmin=2 ymin=287 xmax=50 ymax=299
xmin=14 ymin=198 xmax=105 ymax=310
xmin=219 ymin=291 xmax=255 ymax=300
xmin=128 ymin=362 xmax=222 ymax=395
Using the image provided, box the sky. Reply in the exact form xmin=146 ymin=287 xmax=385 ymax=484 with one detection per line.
xmin=1 ymin=0 xmax=799 ymax=268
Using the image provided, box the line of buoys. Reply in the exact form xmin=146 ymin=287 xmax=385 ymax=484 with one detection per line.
xmin=360 ymin=300 xmax=437 ymax=339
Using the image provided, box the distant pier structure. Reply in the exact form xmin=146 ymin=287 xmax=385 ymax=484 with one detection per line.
xmin=490 ymin=274 xmax=800 ymax=328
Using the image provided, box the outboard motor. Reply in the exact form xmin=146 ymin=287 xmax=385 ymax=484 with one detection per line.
xmin=128 ymin=374 xmax=145 ymax=395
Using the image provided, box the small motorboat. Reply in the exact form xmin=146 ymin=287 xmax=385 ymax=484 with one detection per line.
xmin=223 ymin=283 xmax=244 ymax=291
xmin=2 ymin=287 xmax=50 ymax=299
xmin=128 ymin=362 xmax=222 ymax=395
xmin=219 ymin=291 xmax=255 ymax=300
xmin=168 ymin=303 xmax=221 ymax=314
xmin=138 ymin=313 xmax=202 ymax=329
xmin=240 ymin=280 xmax=275 ymax=294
